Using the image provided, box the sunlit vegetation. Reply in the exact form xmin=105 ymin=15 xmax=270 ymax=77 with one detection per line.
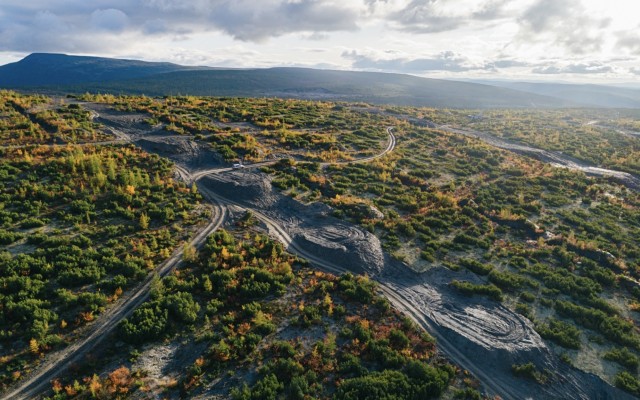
xmin=3 ymin=91 xmax=639 ymax=395
xmin=0 ymin=91 xmax=50 ymax=145
xmin=48 ymin=229 xmax=474 ymax=399
xmin=77 ymin=93 xmax=388 ymax=163
xmin=364 ymin=106 xmax=640 ymax=175
xmin=257 ymin=104 xmax=640 ymax=392
xmin=31 ymin=103 xmax=107 ymax=143
xmin=0 ymin=91 xmax=108 ymax=146
xmin=0 ymin=92 xmax=205 ymax=389
xmin=432 ymin=108 xmax=640 ymax=176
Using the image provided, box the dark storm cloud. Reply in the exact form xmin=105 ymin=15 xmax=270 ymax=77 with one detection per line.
xmin=0 ymin=0 xmax=360 ymax=52
xmin=342 ymin=50 xmax=497 ymax=72
xmin=517 ymin=0 xmax=610 ymax=54
xmin=391 ymin=0 xmax=510 ymax=33
xmin=138 ymin=0 xmax=360 ymax=41
xmin=0 ymin=9 xmax=90 ymax=53
xmin=532 ymin=62 xmax=614 ymax=74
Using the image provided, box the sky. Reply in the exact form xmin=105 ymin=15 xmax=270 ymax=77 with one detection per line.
xmin=0 ymin=0 xmax=639 ymax=83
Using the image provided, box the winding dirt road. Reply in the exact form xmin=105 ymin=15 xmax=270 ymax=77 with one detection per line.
xmin=4 ymin=102 xmax=630 ymax=400
xmin=187 ymin=127 xmax=396 ymax=182
xmin=0 ymin=120 xmax=394 ymax=400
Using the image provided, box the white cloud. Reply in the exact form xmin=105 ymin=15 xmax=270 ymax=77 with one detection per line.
xmin=616 ymin=31 xmax=640 ymax=55
xmin=532 ymin=62 xmax=615 ymax=75
xmin=516 ymin=0 xmax=610 ymax=54
xmin=343 ymin=49 xmax=496 ymax=72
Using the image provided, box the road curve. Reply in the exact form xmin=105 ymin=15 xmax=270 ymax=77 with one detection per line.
xmin=377 ymin=285 xmax=524 ymax=400
xmin=5 ymin=106 xmax=623 ymax=400
xmin=188 ymin=127 xmax=396 ymax=182
xmin=3 ymin=114 xmax=396 ymax=399
xmin=322 ymin=126 xmax=396 ymax=166
xmin=1 ymin=194 xmax=227 ymax=400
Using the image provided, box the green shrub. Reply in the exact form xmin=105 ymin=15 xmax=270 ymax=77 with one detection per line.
xmin=614 ymin=371 xmax=640 ymax=396
xmin=536 ymin=318 xmax=581 ymax=349
xmin=459 ymin=258 xmax=493 ymax=275
xmin=555 ymin=301 xmax=640 ymax=349
xmin=120 ymin=306 xmax=168 ymax=343
xmin=511 ymin=362 xmax=548 ymax=384
xmin=604 ymin=347 xmax=639 ymax=371
xmin=519 ymin=292 xmax=536 ymax=303
xmin=450 ymin=280 xmax=503 ymax=302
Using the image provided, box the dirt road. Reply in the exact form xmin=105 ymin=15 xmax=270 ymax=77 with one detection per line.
xmin=187 ymin=126 xmax=396 ymax=182
xmin=1 ymin=188 xmax=226 ymax=400
xmin=351 ymin=106 xmax=640 ymax=192
xmin=440 ymin=125 xmax=640 ymax=191
xmin=4 ymin=101 xmax=630 ymax=400
xmin=209 ymin=195 xmax=524 ymax=397
xmin=0 ymin=112 xmax=394 ymax=400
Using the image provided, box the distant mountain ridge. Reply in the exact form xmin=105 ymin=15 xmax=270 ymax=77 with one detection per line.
xmin=1 ymin=53 xmax=639 ymax=108
xmin=74 ymin=67 xmax=577 ymax=108
xmin=0 ymin=53 xmax=209 ymax=87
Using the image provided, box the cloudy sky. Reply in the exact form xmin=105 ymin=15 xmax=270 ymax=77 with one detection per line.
xmin=0 ymin=0 xmax=638 ymax=82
